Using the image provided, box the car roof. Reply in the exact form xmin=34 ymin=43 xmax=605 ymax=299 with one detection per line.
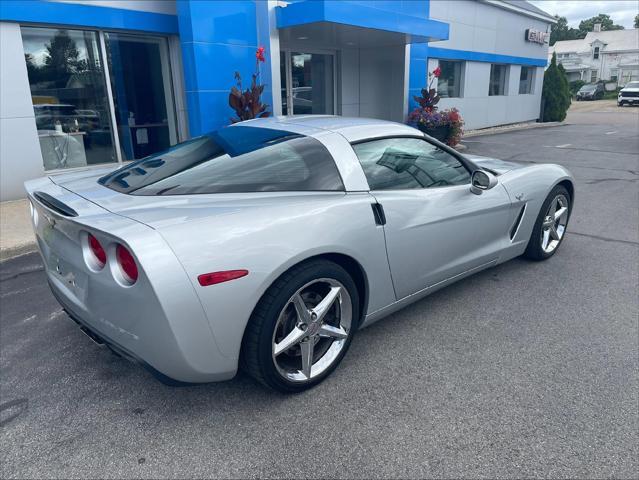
xmin=237 ymin=115 xmax=421 ymax=143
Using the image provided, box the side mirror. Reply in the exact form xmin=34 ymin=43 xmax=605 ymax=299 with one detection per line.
xmin=470 ymin=169 xmax=498 ymax=195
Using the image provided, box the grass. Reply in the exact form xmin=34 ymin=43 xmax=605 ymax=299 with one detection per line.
xmin=603 ymin=89 xmax=621 ymax=100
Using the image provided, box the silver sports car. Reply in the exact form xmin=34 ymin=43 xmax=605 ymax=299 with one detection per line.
xmin=25 ymin=116 xmax=574 ymax=392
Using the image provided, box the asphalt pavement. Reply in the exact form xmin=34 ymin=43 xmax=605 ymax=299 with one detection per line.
xmin=1 ymin=104 xmax=638 ymax=478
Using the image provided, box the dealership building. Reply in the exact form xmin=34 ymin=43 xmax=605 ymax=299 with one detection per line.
xmin=0 ymin=0 xmax=554 ymax=200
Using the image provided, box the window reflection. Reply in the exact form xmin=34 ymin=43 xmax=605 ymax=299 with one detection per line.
xmin=21 ymin=27 xmax=116 ymax=170
xmin=353 ymin=138 xmax=471 ymax=190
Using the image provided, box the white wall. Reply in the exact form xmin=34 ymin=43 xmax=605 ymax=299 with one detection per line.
xmin=430 ymin=59 xmax=544 ymax=130
xmin=0 ymin=22 xmax=45 ymax=201
xmin=359 ymin=45 xmax=406 ymax=122
xmin=429 ymin=0 xmax=551 ymax=58
xmin=47 ymin=0 xmax=176 ymax=15
xmin=425 ymin=0 xmax=550 ymax=130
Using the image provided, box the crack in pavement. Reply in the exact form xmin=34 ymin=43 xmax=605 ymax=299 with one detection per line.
xmin=585 ymin=178 xmax=639 ymax=185
xmin=569 ymin=231 xmax=639 ymax=246
xmin=0 ymin=265 xmax=44 ymax=283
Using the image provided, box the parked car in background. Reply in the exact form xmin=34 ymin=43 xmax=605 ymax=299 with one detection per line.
xmin=618 ymin=81 xmax=639 ymax=106
xmin=576 ymin=83 xmax=605 ymax=101
xmin=25 ymin=117 xmax=574 ymax=392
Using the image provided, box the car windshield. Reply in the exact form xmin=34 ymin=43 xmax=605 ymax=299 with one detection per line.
xmin=625 ymin=82 xmax=639 ymax=88
xmin=99 ymin=126 xmax=344 ymax=195
xmin=579 ymin=85 xmax=597 ymax=92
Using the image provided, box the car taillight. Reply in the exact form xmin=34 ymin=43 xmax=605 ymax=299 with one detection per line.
xmin=116 ymin=244 xmax=138 ymax=283
xmin=88 ymin=233 xmax=106 ymax=268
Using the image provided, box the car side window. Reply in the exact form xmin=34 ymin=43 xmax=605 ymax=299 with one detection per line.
xmin=352 ymin=137 xmax=471 ymax=190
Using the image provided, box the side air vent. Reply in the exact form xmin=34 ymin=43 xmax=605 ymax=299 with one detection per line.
xmin=510 ymin=204 xmax=526 ymax=240
xmin=33 ymin=191 xmax=78 ymax=217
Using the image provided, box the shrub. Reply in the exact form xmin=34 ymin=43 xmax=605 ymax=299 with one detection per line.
xmin=542 ymin=53 xmax=571 ymax=122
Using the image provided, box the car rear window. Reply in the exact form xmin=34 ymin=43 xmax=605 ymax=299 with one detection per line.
xmin=99 ymin=126 xmax=344 ymax=195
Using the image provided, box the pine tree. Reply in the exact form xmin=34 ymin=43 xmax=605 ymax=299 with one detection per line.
xmin=542 ymin=53 xmax=571 ymax=122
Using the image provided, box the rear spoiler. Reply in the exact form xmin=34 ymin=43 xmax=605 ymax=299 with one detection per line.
xmin=33 ymin=191 xmax=78 ymax=217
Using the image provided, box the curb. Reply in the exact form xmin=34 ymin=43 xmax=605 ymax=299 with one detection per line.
xmin=0 ymin=243 xmax=38 ymax=263
xmin=463 ymin=121 xmax=566 ymax=138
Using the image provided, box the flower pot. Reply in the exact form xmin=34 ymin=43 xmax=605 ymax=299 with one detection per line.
xmin=418 ymin=124 xmax=450 ymax=143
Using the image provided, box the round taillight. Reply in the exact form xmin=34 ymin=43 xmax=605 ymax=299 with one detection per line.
xmin=88 ymin=234 xmax=106 ymax=268
xmin=116 ymin=244 xmax=138 ymax=284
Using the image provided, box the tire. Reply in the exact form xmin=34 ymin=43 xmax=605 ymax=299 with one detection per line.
xmin=241 ymin=259 xmax=360 ymax=393
xmin=524 ymin=185 xmax=572 ymax=261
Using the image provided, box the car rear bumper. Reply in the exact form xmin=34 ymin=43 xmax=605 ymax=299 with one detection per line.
xmin=49 ymin=280 xmax=196 ymax=385
xmin=26 ymin=177 xmax=238 ymax=384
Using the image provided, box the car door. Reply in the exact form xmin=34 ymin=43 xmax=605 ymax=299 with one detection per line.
xmin=352 ymin=136 xmax=513 ymax=300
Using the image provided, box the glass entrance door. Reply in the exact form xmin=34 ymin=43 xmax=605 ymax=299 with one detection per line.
xmin=104 ymin=33 xmax=177 ymax=160
xmin=281 ymin=51 xmax=335 ymax=115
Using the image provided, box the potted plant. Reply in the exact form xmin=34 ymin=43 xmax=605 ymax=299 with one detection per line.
xmin=229 ymin=46 xmax=270 ymax=122
xmin=407 ymin=66 xmax=465 ymax=146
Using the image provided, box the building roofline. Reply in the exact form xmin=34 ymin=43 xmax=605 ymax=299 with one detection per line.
xmin=480 ymin=0 xmax=557 ymax=24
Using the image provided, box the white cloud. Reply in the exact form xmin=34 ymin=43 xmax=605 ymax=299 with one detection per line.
xmin=529 ymin=0 xmax=638 ymax=28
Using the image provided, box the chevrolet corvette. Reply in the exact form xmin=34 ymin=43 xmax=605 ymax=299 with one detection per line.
xmin=25 ymin=116 xmax=574 ymax=392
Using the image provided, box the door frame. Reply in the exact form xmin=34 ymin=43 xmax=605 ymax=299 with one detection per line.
xmin=280 ymin=47 xmax=338 ymax=115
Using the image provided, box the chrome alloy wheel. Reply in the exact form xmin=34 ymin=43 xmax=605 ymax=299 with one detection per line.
xmin=272 ymin=278 xmax=352 ymax=382
xmin=541 ymin=193 xmax=569 ymax=254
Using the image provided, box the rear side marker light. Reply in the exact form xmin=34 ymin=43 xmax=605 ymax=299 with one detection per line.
xmin=116 ymin=244 xmax=138 ymax=284
xmin=198 ymin=270 xmax=248 ymax=287
xmin=88 ymin=234 xmax=107 ymax=268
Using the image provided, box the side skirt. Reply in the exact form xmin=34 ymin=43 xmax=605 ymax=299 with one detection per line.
xmin=360 ymin=259 xmax=498 ymax=328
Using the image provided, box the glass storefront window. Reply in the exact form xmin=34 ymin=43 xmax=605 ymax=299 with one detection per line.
xmin=104 ymin=33 xmax=177 ymax=160
xmin=518 ymin=66 xmax=534 ymax=94
xmin=489 ymin=64 xmax=508 ymax=96
xmin=437 ymin=60 xmax=463 ymax=98
xmin=21 ymin=27 xmax=117 ymax=170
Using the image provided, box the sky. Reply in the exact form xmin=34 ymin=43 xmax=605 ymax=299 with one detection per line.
xmin=529 ymin=1 xmax=638 ymax=28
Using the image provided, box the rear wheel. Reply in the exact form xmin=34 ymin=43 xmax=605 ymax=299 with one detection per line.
xmin=524 ymin=185 xmax=571 ymax=261
xmin=241 ymin=260 xmax=359 ymax=392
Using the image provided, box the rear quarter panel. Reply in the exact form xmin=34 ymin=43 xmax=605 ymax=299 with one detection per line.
xmin=157 ymin=192 xmax=396 ymax=361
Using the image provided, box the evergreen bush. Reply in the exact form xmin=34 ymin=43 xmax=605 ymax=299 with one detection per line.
xmin=541 ymin=53 xmax=571 ymax=122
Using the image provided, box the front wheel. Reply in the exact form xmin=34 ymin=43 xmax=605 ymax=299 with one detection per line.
xmin=241 ymin=260 xmax=359 ymax=392
xmin=523 ymin=185 xmax=571 ymax=261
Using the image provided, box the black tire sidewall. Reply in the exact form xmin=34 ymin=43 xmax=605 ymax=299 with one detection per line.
xmin=254 ymin=261 xmax=360 ymax=393
xmin=525 ymin=185 xmax=571 ymax=261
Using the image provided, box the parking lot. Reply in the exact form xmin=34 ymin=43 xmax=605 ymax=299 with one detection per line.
xmin=1 ymin=103 xmax=637 ymax=479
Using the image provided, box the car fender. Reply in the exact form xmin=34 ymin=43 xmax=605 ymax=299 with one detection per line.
xmin=157 ymin=192 xmax=396 ymax=366
xmin=497 ymin=163 xmax=574 ymax=256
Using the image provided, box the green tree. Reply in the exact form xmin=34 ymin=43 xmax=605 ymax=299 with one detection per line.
xmin=549 ymin=15 xmax=580 ymax=45
xmin=634 ymin=13 xmax=638 ymax=28
xmin=578 ymin=14 xmax=624 ymax=37
xmin=542 ymin=53 xmax=571 ymax=122
xmin=24 ymin=53 xmax=43 ymax=84
xmin=43 ymin=30 xmax=86 ymax=87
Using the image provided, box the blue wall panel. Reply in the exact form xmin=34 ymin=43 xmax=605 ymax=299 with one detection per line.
xmin=177 ymin=0 xmax=262 ymax=135
xmin=0 ymin=0 xmax=178 ymax=34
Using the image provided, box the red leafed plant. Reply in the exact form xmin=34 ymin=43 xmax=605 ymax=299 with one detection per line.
xmin=407 ymin=66 xmax=464 ymax=146
xmin=229 ymin=46 xmax=270 ymax=123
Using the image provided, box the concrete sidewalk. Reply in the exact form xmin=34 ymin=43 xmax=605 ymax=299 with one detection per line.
xmin=0 ymin=199 xmax=36 ymax=262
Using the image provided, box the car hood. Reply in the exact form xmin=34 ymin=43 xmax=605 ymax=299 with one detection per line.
xmin=464 ymin=155 xmax=526 ymax=175
xmin=620 ymin=87 xmax=639 ymax=93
